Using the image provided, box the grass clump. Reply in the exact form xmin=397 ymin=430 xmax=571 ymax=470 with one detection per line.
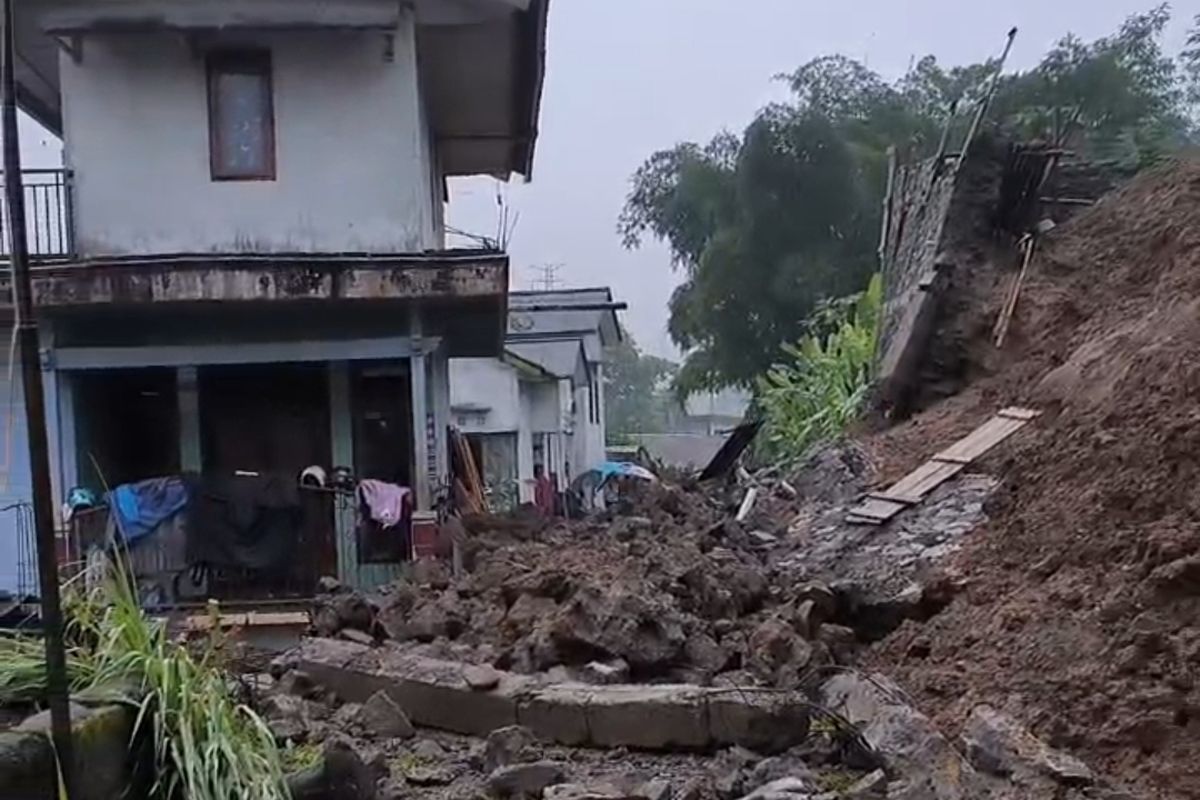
xmin=0 ymin=558 xmax=289 ymax=800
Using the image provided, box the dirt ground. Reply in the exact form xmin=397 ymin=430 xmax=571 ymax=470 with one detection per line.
xmin=865 ymin=158 xmax=1200 ymax=797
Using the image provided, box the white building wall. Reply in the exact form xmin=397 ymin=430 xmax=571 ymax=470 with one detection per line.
xmin=449 ymin=359 xmax=521 ymax=433
xmin=60 ymin=16 xmax=438 ymax=256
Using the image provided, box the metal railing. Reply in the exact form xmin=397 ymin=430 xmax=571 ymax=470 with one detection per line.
xmin=0 ymin=168 xmax=74 ymax=261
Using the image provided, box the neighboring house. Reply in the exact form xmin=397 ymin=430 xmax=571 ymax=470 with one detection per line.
xmin=449 ymin=288 xmax=623 ymax=506
xmin=667 ymin=388 xmax=751 ymax=436
xmin=0 ymin=0 xmax=548 ymax=595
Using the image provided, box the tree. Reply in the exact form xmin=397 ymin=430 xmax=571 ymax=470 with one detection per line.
xmin=603 ymin=331 xmax=678 ymax=441
xmin=620 ymin=7 xmax=1200 ymax=395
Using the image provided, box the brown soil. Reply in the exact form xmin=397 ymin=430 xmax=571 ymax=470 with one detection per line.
xmin=867 ymin=159 xmax=1200 ymax=797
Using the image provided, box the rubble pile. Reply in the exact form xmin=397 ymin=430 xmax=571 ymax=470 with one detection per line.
xmin=312 ymin=459 xmax=989 ymax=694
xmin=865 ymin=159 xmax=1200 ymax=796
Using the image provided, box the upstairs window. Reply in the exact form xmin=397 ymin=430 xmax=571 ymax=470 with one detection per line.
xmin=207 ymin=51 xmax=275 ymax=180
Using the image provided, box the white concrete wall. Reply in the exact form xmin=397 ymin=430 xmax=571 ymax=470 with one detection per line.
xmin=516 ymin=385 xmax=534 ymax=503
xmin=449 ymin=359 xmax=521 ymax=433
xmin=60 ymin=16 xmax=440 ymax=256
xmin=527 ymin=381 xmax=560 ymax=434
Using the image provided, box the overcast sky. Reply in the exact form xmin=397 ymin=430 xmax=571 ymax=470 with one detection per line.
xmin=447 ymin=0 xmax=1193 ymax=357
xmin=15 ymin=2 xmax=1193 ymax=358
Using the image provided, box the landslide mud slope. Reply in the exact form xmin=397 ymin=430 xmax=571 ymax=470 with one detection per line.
xmin=868 ymin=159 xmax=1200 ymax=797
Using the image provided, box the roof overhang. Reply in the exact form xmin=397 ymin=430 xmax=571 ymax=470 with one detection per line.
xmin=16 ymin=0 xmax=549 ymax=179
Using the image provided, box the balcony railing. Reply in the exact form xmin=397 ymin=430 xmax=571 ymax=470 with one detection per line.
xmin=0 ymin=168 xmax=74 ymax=261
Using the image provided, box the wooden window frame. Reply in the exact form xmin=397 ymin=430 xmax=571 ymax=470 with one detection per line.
xmin=207 ymin=50 xmax=276 ymax=181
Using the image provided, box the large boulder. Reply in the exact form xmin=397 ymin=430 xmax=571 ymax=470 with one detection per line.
xmin=961 ymin=705 xmax=1093 ymax=787
xmin=820 ymin=673 xmax=989 ymax=800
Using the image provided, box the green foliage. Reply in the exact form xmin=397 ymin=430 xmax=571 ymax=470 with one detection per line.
xmin=604 ymin=328 xmax=679 ymax=440
xmin=621 ymin=7 xmax=1200 ymax=394
xmin=756 ymin=275 xmax=881 ymax=463
xmin=0 ymin=561 xmax=288 ymax=800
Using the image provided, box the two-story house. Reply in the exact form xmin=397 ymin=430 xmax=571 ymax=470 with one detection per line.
xmin=0 ymin=0 xmax=548 ymax=596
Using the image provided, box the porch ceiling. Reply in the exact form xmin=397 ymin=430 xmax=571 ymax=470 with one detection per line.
xmin=15 ymin=251 xmax=505 ymax=308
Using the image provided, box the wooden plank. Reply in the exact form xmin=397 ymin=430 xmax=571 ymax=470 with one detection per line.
xmin=847 ymin=497 xmax=908 ymax=522
xmin=935 ymin=417 xmax=1025 ymax=464
xmin=998 ymin=406 xmax=1040 ymax=421
xmin=867 ymin=492 xmax=923 ymax=506
xmin=887 ymin=459 xmax=963 ymax=500
xmin=847 ymin=514 xmax=884 ymax=526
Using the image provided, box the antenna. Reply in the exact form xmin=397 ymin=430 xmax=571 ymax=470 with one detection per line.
xmin=528 ymin=263 xmax=563 ymax=291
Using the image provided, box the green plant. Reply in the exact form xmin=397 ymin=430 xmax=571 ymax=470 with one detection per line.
xmin=0 ymin=558 xmax=289 ymax=800
xmin=756 ymin=274 xmax=882 ymax=463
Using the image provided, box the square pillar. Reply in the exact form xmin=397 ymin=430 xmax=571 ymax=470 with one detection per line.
xmin=177 ymin=366 xmax=202 ymax=472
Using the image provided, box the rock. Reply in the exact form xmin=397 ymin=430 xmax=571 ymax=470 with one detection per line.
xmin=313 ymin=591 xmax=376 ymax=638
xmin=356 ymin=691 xmax=415 ymax=740
xmin=403 ymin=595 xmax=466 ymax=642
xmin=288 ymin=737 xmax=378 ymax=800
xmin=961 ymin=705 xmax=1093 ymax=786
xmin=405 ymin=766 xmax=455 ymax=786
xmin=636 ymin=779 xmax=672 ymax=800
xmin=263 ymin=693 xmax=310 ymax=742
xmin=332 ymin=703 xmax=362 ymax=731
xmin=411 ymin=739 xmax=447 ymax=761
xmin=748 ymin=531 xmax=778 ymax=547
xmin=713 ymin=771 xmax=745 ymax=800
xmin=747 ymin=619 xmax=812 ymax=682
xmin=506 ymin=594 xmax=561 ymax=632
xmin=822 ymin=672 xmax=990 ymax=800
xmin=685 ymin=633 xmax=731 ymax=674
xmin=676 ymin=778 xmax=712 ymax=800
xmin=545 ymin=783 xmax=629 ymax=800
xmin=466 ymin=664 xmax=503 ymax=691
xmin=378 ymin=779 xmax=406 ymax=800
xmin=842 ymin=769 xmax=887 ymax=799
xmin=609 ymin=517 xmax=652 ymax=542
xmin=487 ymin=761 xmax=566 ymax=799
xmin=816 ymin=625 xmax=857 ymax=664
xmin=339 ymin=628 xmax=375 ymax=646
xmin=1149 ymin=556 xmax=1200 ymax=596
xmin=790 ymin=600 xmax=819 ymax=640
xmin=270 ymin=650 xmax=301 ymax=679
xmin=736 ymin=777 xmax=813 ymax=800
xmin=278 ymin=669 xmax=322 ymax=699
xmin=484 ymin=725 xmax=538 ymax=772
xmin=318 ymin=576 xmax=343 ymax=593
xmin=412 ymin=557 xmax=452 ymax=589
xmin=581 ymin=659 xmax=631 ymax=685
xmin=748 ymin=758 xmax=814 ymax=788
xmin=547 ymin=586 xmax=686 ymax=671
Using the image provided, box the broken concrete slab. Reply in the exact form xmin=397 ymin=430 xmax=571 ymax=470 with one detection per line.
xmin=297 ymin=639 xmax=531 ymax=737
xmin=708 ymin=690 xmax=811 ymax=754
xmin=297 ymin=638 xmax=818 ymax=752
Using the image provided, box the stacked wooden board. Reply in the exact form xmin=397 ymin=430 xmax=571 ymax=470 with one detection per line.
xmin=847 ymin=406 xmax=1039 ymax=525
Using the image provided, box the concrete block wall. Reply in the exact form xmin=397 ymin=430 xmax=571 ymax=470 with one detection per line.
xmin=0 ymin=703 xmax=136 ymax=800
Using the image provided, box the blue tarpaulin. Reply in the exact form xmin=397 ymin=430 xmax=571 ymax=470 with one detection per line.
xmin=108 ymin=477 xmax=189 ymax=544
